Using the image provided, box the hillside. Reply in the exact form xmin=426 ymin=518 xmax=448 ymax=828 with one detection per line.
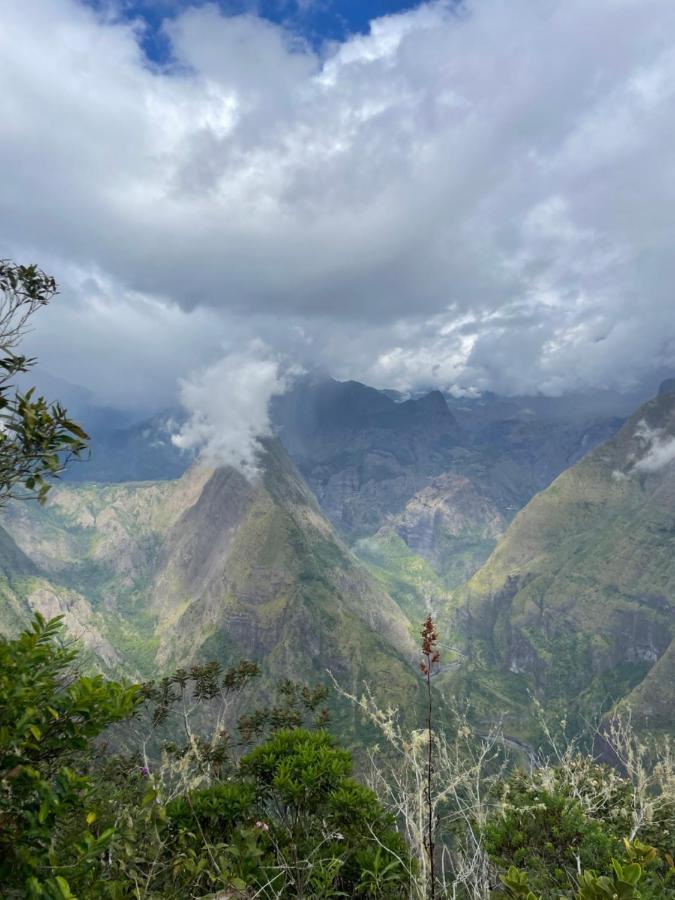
xmin=0 ymin=440 xmax=420 ymax=723
xmin=438 ymin=389 xmax=675 ymax=738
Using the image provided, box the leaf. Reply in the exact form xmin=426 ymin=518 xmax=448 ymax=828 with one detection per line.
xmin=621 ymin=862 xmax=642 ymax=886
xmin=54 ymin=876 xmax=76 ymax=898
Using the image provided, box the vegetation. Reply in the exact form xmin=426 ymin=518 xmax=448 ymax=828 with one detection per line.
xmin=0 ymin=616 xmax=413 ymax=898
xmin=2 ymin=614 xmax=673 ymax=897
xmin=0 ymin=260 xmax=88 ymax=505
xmin=0 ymin=614 xmax=140 ymax=897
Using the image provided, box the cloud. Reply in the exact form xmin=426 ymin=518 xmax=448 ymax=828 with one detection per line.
xmin=633 ymin=420 xmax=675 ymax=473
xmin=2 ymin=0 xmax=675 ymax=404
xmin=171 ymin=344 xmax=299 ymax=476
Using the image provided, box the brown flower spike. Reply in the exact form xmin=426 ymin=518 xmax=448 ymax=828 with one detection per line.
xmin=420 ymin=614 xmax=441 ymax=675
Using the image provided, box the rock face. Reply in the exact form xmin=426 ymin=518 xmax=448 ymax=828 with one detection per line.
xmin=0 ymin=439 xmax=420 ymax=717
xmin=383 ymin=472 xmax=505 ymax=575
xmin=273 ymin=378 xmax=625 ymax=547
xmin=274 ymin=379 xmax=463 ymax=539
xmin=440 ymin=390 xmax=675 ymax=737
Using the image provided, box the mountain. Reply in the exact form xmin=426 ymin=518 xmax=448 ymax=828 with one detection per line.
xmin=0 ymin=440 xmax=420 ymax=723
xmin=437 ymin=388 xmax=675 ymax=739
xmin=1 ymin=376 xmax=673 ymax=745
xmin=367 ymin=472 xmax=505 ymax=584
xmin=272 ymin=379 xmax=628 ymax=610
xmin=62 ymin=376 xmax=626 ymax=541
xmin=273 ymin=378 xmax=463 ymax=539
xmin=50 ymin=376 xmax=631 ymax=641
xmin=274 ymin=377 xmax=626 ymax=536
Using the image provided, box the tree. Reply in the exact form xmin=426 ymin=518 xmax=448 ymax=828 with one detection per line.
xmin=0 ymin=614 xmax=141 ymax=897
xmin=0 ymin=260 xmax=88 ymax=506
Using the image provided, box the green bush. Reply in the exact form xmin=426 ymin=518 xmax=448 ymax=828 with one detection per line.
xmin=0 ymin=616 xmax=412 ymax=898
xmin=238 ymin=728 xmax=412 ymax=896
xmin=484 ymin=770 xmax=619 ymax=892
xmin=0 ymin=614 xmax=140 ymax=897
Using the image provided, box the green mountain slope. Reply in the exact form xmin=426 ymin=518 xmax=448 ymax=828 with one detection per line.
xmin=438 ymin=390 xmax=675 ymax=738
xmin=0 ymin=440 xmax=420 ymax=720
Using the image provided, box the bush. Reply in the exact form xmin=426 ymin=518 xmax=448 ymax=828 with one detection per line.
xmin=0 ymin=616 xmax=412 ymax=898
xmin=0 ymin=614 xmax=140 ymax=897
xmin=483 ymin=769 xmax=619 ymax=892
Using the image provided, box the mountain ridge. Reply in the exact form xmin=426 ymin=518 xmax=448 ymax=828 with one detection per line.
xmin=436 ymin=390 xmax=675 ymax=737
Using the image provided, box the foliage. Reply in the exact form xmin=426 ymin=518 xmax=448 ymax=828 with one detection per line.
xmin=237 ymin=728 xmax=411 ymax=896
xmin=483 ymin=767 xmax=620 ymax=891
xmin=0 ymin=615 xmax=412 ymax=898
xmin=0 ymin=598 xmax=672 ymax=897
xmin=485 ymin=754 xmax=675 ymax=899
xmin=499 ymin=850 xmax=658 ymax=900
xmin=0 ymin=260 xmax=88 ymax=505
xmin=0 ymin=613 xmax=141 ymax=897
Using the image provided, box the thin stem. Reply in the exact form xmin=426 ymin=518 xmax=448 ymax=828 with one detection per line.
xmin=425 ymin=659 xmax=435 ymax=899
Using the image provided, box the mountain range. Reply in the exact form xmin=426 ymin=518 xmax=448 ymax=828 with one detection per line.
xmin=0 ymin=373 xmax=673 ymax=744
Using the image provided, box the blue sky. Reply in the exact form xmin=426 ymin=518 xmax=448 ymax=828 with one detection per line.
xmin=85 ymin=0 xmax=422 ymax=60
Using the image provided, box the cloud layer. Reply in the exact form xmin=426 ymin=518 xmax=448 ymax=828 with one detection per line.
xmin=2 ymin=0 xmax=675 ymax=405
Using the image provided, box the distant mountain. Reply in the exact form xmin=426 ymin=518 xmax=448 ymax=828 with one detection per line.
xmin=364 ymin=472 xmax=506 ymax=590
xmin=64 ymin=409 xmax=193 ymax=483
xmin=2 ymin=380 xmax=673 ymax=744
xmin=0 ymin=439 xmax=420 ymax=724
xmin=274 ymin=378 xmax=626 ymax=542
xmin=438 ymin=389 xmax=675 ymax=739
xmin=273 ymin=378 xmax=463 ymax=539
xmin=61 ymin=376 xmax=627 ymax=528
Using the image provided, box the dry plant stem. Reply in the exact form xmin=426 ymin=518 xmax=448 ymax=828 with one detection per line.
xmin=421 ymin=615 xmax=439 ymax=899
xmin=425 ymin=659 xmax=435 ymax=898
xmin=328 ymin=668 xmax=503 ymax=900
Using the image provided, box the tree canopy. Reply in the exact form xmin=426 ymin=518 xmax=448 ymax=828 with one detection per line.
xmin=0 ymin=260 xmax=88 ymax=505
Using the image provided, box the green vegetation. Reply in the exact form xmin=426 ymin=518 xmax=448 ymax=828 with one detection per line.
xmin=1 ymin=614 xmax=673 ymax=898
xmin=355 ymin=529 xmax=450 ymax=622
xmin=0 ymin=616 xmax=413 ymax=898
xmin=0 ymin=614 xmax=140 ymax=897
xmin=435 ymin=393 xmax=675 ymax=741
xmin=0 ymin=261 xmax=88 ymax=506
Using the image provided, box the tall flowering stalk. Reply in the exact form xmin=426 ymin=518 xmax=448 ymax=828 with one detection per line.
xmin=420 ymin=614 xmax=440 ymax=899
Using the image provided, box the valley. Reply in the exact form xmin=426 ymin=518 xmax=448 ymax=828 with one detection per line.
xmin=1 ymin=375 xmax=672 ymax=745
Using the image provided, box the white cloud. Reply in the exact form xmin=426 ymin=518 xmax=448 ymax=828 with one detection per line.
xmin=2 ymin=0 xmax=675 ymax=403
xmin=633 ymin=419 xmax=675 ymax=472
xmin=171 ymin=344 xmax=299 ymax=476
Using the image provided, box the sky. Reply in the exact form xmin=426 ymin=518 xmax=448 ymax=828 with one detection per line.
xmin=2 ymin=0 xmax=675 ymax=419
